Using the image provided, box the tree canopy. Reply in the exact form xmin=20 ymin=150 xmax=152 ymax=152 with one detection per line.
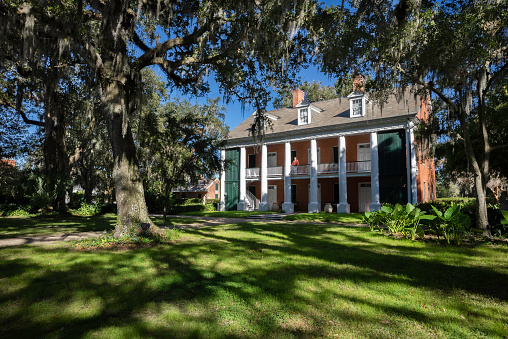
xmin=1 ymin=0 xmax=318 ymax=236
xmin=315 ymin=0 xmax=508 ymax=234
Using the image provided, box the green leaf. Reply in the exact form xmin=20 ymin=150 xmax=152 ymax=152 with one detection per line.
xmin=444 ymin=205 xmax=459 ymax=220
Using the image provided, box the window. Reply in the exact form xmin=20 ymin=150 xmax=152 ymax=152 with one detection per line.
xmin=352 ymin=99 xmax=363 ymax=117
xmin=298 ymin=108 xmax=310 ymax=125
xmin=291 ymin=184 xmax=297 ymax=203
xmin=267 ymin=152 xmax=277 ymax=167
xmin=215 ymin=194 xmax=218 ymax=199
xmin=215 ymin=183 xmax=219 ymax=190
xmin=333 ymin=146 xmax=339 ymax=164
xmin=333 ymin=183 xmax=340 ymax=203
xmin=291 ymin=150 xmax=297 ymax=160
xmin=248 ymin=154 xmax=256 ymax=168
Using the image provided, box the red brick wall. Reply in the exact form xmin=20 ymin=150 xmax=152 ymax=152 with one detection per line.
xmin=346 ymin=134 xmax=370 ymax=162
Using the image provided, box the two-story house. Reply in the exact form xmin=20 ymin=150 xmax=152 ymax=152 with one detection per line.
xmin=220 ymin=79 xmax=435 ymax=213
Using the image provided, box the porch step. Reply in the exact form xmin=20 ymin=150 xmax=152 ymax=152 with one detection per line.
xmin=247 ymin=214 xmax=284 ymax=220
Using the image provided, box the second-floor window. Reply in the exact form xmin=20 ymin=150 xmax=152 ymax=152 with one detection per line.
xmin=352 ymin=99 xmax=363 ymax=117
xmin=298 ymin=108 xmax=309 ymax=125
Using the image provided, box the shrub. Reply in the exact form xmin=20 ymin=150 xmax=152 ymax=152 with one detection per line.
xmin=364 ymin=203 xmax=434 ymax=240
xmin=75 ymin=203 xmax=100 ymax=216
xmin=6 ymin=208 xmax=31 ymax=217
xmin=430 ymin=205 xmax=471 ymax=244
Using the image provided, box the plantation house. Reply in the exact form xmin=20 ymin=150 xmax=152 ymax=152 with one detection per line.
xmin=219 ymin=78 xmax=436 ymax=213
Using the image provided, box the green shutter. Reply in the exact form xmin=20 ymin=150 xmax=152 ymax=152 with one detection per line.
xmin=224 ymin=149 xmax=240 ymax=210
xmin=378 ymin=130 xmax=408 ymax=205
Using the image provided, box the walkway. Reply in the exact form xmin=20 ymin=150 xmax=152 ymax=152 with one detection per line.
xmin=0 ymin=215 xmax=287 ymax=248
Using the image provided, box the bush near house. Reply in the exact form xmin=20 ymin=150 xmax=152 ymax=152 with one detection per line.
xmin=365 ymin=200 xmax=507 ymax=242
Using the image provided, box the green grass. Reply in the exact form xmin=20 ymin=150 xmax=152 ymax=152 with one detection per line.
xmin=0 ymin=213 xmax=118 ymax=239
xmin=182 ymin=210 xmax=276 ymax=218
xmin=283 ymin=212 xmax=365 ymax=224
xmin=1 ymin=222 xmax=507 ymax=338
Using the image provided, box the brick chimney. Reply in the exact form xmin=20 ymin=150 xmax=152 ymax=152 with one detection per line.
xmin=352 ymin=74 xmax=365 ymax=92
xmin=292 ymin=88 xmax=305 ymax=107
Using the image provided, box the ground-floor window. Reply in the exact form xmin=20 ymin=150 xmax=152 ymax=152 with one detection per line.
xmin=333 ymin=183 xmax=340 ymax=203
xmin=291 ymin=184 xmax=297 ymax=203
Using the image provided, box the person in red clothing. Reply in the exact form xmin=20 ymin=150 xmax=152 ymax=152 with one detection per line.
xmin=291 ymin=157 xmax=299 ymax=166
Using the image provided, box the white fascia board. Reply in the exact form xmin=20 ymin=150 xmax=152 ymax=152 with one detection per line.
xmin=224 ymin=114 xmax=418 ymax=149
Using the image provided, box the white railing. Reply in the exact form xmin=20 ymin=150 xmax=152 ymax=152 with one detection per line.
xmin=317 ymin=163 xmax=339 ymax=174
xmin=291 ymin=165 xmax=309 ymax=175
xmin=246 ymin=167 xmax=260 ymax=178
xmin=248 ymin=161 xmax=371 ymax=178
xmin=267 ymin=166 xmax=283 ymax=176
xmin=245 ymin=190 xmax=260 ymax=210
xmin=346 ymin=161 xmax=371 ymax=173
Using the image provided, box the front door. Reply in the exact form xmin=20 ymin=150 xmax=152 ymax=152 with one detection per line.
xmin=358 ymin=182 xmax=371 ymax=212
xmin=357 ymin=143 xmax=371 ymax=172
xmin=268 ymin=185 xmax=277 ymax=208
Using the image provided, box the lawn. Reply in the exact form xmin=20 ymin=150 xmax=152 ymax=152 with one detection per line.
xmin=283 ymin=212 xmax=365 ymax=224
xmin=182 ymin=210 xmax=277 ymax=218
xmin=0 ymin=214 xmax=202 ymax=239
xmin=1 ymin=221 xmax=507 ymax=338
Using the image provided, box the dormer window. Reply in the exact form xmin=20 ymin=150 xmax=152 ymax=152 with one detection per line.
xmin=298 ymin=108 xmax=310 ymax=125
xmin=352 ymin=98 xmax=363 ymax=117
xmin=347 ymin=92 xmax=367 ymax=118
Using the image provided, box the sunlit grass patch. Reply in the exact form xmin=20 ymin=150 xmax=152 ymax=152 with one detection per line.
xmin=0 ymin=222 xmax=507 ymax=338
xmin=283 ymin=212 xmax=365 ymax=224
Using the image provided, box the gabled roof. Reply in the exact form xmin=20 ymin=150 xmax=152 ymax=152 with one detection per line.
xmin=227 ymin=89 xmax=421 ymax=143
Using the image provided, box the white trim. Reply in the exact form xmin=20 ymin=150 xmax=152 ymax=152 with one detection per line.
xmin=225 ymin=118 xmax=416 ymax=149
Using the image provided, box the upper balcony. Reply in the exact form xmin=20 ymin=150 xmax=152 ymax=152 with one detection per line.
xmin=245 ymin=160 xmax=371 ymax=179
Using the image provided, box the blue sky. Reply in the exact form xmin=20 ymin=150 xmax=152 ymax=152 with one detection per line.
xmin=167 ymin=0 xmax=344 ymax=132
xmin=168 ymin=65 xmax=338 ymax=132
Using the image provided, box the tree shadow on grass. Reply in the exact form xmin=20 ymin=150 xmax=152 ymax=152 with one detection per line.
xmin=0 ymin=214 xmax=117 ymax=239
xmin=0 ymin=222 xmax=507 ymax=338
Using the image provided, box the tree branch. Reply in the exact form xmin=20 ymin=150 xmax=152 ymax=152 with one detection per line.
xmin=16 ymin=85 xmax=43 ymax=127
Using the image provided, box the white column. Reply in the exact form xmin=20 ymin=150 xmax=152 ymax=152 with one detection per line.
xmin=237 ymin=147 xmax=247 ymax=211
xmin=337 ymin=135 xmax=350 ymax=213
xmin=369 ymin=132 xmax=381 ymax=211
xmin=409 ymin=126 xmax=418 ymax=203
xmin=308 ymin=139 xmax=320 ymax=212
xmin=406 ymin=127 xmax=412 ymax=204
xmin=282 ymin=142 xmax=294 ymax=213
xmin=259 ymin=143 xmax=270 ymax=211
xmin=219 ymin=149 xmax=226 ymax=211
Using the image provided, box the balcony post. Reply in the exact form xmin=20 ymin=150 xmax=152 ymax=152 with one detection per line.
xmin=337 ymin=135 xmax=350 ymax=213
xmin=308 ymin=139 xmax=320 ymax=212
xmin=219 ymin=149 xmax=226 ymax=211
xmin=282 ymin=142 xmax=294 ymax=213
xmin=237 ymin=147 xmax=247 ymax=211
xmin=259 ymin=143 xmax=270 ymax=211
xmin=369 ymin=132 xmax=381 ymax=211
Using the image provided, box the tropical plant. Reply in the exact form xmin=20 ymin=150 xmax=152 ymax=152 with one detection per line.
xmin=430 ymin=205 xmax=471 ymax=244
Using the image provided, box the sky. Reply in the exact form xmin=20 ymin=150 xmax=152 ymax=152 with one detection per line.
xmin=168 ymin=65 xmax=338 ymax=132
xmin=166 ymin=0 xmax=344 ymax=132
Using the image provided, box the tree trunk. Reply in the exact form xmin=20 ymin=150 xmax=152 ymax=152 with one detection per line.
xmin=457 ymin=107 xmax=491 ymax=236
xmin=103 ymin=80 xmax=158 ymax=237
xmin=44 ymin=66 xmax=70 ymax=213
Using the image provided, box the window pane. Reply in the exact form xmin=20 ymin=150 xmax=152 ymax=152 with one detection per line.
xmin=299 ymin=108 xmax=308 ymax=124
xmin=352 ymin=99 xmax=362 ymax=116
